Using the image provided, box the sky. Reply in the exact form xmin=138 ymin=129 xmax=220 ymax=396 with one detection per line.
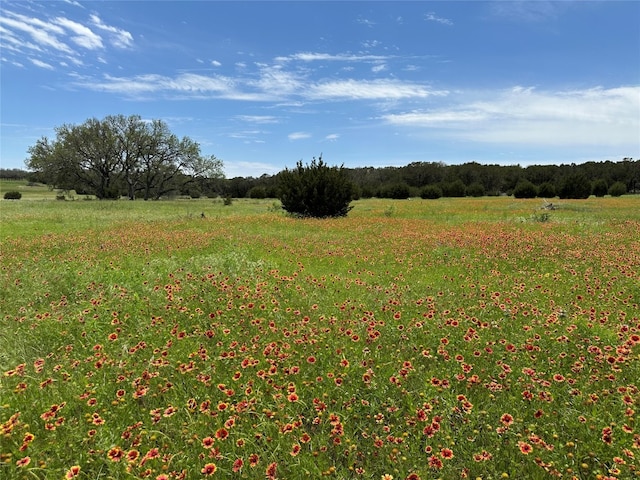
xmin=1 ymin=1 xmax=639 ymax=178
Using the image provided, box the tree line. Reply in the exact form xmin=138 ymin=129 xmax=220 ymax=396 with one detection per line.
xmin=221 ymin=158 xmax=638 ymax=200
xmin=4 ymin=113 xmax=637 ymax=200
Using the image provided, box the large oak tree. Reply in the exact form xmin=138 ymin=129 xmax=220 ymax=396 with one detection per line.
xmin=26 ymin=115 xmax=223 ymax=199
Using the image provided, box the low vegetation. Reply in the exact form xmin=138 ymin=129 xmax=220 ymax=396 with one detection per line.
xmin=1 ymin=196 xmax=639 ymax=479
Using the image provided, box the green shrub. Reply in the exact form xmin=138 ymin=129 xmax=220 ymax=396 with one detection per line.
xmin=420 ymin=184 xmax=443 ymax=199
xmin=3 ymin=191 xmax=22 ymax=200
xmin=466 ymin=182 xmax=485 ymax=197
xmin=248 ymin=186 xmax=267 ymax=199
xmin=441 ymin=179 xmax=466 ymax=197
xmin=278 ymin=155 xmax=354 ymax=218
xmin=537 ymin=182 xmax=556 ymax=198
xmin=513 ymin=180 xmax=538 ymax=198
xmin=591 ymin=179 xmax=608 ymax=197
xmin=379 ymin=182 xmax=411 ymax=199
xmin=559 ymin=173 xmax=592 ymax=199
xmin=608 ymin=181 xmax=627 ymax=197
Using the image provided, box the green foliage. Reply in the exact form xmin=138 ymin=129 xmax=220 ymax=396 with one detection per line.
xmin=559 ymin=172 xmax=592 ymax=199
xmin=420 ymin=184 xmax=443 ymax=199
xmin=248 ymin=186 xmax=267 ymax=199
xmin=591 ymin=179 xmax=608 ymax=197
xmin=513 ymin=180 xmax=538 ymax=198
xmin=25 ymin=115 xmax=224 ymax=200
xmin=608 ymin=181 xmax=627 ymax=197
xmin=465 ymin=181 xmax=485 ymax=197
xmin=3 ymin=191 xmax=22 ymax=200
xmin=441 ymin=179 xmax=466 ymax=197
xmin=379 ymin=182 xmax=412 ymax=199
xmin=537 ymin=182 xmax=556 ymax=198
xmin=278 ymin=155 xmax=354 ymax=218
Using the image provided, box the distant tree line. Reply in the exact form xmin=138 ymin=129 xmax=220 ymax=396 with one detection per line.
xmin=7 ymin=129 xmax=638 ymax=200
xmin=217 ymin=158 xmax=638 ymax=200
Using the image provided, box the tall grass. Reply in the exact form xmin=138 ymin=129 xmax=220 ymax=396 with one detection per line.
xmin=1 ymin=196 xmax=639 ymax=479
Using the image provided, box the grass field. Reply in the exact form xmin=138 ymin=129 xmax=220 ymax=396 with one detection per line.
xmin=1 ymin=191 xmax=639 ymax=479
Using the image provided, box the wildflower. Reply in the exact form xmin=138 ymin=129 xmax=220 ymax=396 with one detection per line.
xmin=215 ymin=428 xmax=229 ymax=440
xmin=290 ymin=443 xmax=301 ymax=456
xmin=500 ymin=413 xmax=514 ymax=426
xmin=429 ymin=455 xmax=443 ymax=469
xmin=518 ymin=441 xmax=533 ymax=455
xmin=65 ymin=465 xmax=81 ymax=478
xmin=249 ymin=453 xmax=259 ymax=467
xmin=16 ymin=456 xmax=30 ymax=467
xmin=232 ymin=458 xmax=243 ymax=472
xmin=265 ymin=462 xmax=277 ymax=479
xmin=202 ymin=436 xmax=215 ymax=448
xmin=440 ymin=447 xmax=454 ymax=459
xmin=201 ymin=463 xmax=217 ymax=475
xmin=108 ymin=446 xmax=125 ymax=462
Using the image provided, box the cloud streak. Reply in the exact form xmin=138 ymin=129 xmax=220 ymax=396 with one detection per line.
xmin=384 ymin=86 xmax=640 ymax=147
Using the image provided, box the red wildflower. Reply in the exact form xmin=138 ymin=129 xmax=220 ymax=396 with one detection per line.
xmin=16 ymin=456 xmax=30 ymax=467
xmin=440 ymin=447 xmax=454 ymax=459
xmin=518 ymin=441 xmax=533 ymax=455
xmin=201 ymin=463 xmax=217 ymax=475
xmin=500 ymin=413 xmax=514 ymax=426
xmin=232 ymin=458 xmax=243 ymax=472
xmin=65 ymin=465 xmax=81 ymax=479
xmin=215 ymin=428 xmax=229 ymax=440
xmin=107 ymin=446 xmax=125 ymax=462
xmin=265 ymin=462 xmax=277 ymax=479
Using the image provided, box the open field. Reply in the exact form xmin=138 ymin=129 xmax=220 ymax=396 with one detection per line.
xmin=1 ymin=196 xmax=639 ymax=479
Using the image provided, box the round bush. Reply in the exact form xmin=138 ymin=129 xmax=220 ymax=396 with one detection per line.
xmin=608 ymin=181 xmax=627 ymax=197
xmin=513 ymin=180 xmax=538 ymax=199
xmin=420 ymin=184 xmax=443 ymax=199
xmin=4 ymin=191 xmax=22 ymax=200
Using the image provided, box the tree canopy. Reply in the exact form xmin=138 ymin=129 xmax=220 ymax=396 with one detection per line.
xmin=26 ymin=115 xmax=223 ymax=199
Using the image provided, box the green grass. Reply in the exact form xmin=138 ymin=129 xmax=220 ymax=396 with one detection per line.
xmin=1 ymin=196 xmax=639 ymax=480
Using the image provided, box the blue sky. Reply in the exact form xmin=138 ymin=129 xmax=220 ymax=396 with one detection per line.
xmin=1 ymin=1 xmax=639 ymax=178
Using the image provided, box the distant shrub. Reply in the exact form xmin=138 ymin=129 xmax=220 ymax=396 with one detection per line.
xmin=379 ymin=182 xmax=411 ymax=199
xmin=420 ymin=184 xmax=443 ymax=199
xmin=248 ymin=186 xmax=267 ymax=199
xmin=608 ymin=181 xmax=627 ymax=197
xmin=4 ymin=191 xmax=22 ymax=200
xmin=537 ymin=182 xmax=556 ymax=198
xmin=513 ymin=180 xmax=538 ymax=199
xmin=591 ymin=179 xmax=608 ymax=197
xmin=466 ymin=182 xmax=485 ymax=197
xmin=441 ymin=179 xmax=466 ymax=198
xmin=559 ymin=173 xmax=592 ymax=199
xmin=223 ymin=195 xmax=233 ymax=206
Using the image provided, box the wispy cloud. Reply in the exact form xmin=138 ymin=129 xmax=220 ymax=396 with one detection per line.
xmin=235 ymin=115 xmax=279 ymax=124
xmin=306 ymin=79 xmax=445 ymax=101
xmin=0 ymin=7 xmax=133 ymax=68
xmin=489 ymin=1 xmax=569 ymax=22
xmin=384 ymin=86 xmax=640 ymax=147
xmin=425 ymin=12 xmax=454 ymax=26
xmin=325 ymin=134 xmax=340 ymax=141
xmin=89 ymin=14 xmax=133 ymax=48
xmin=275 ymin=52 xmax=391 ymax=63
xmin=29 ymin=58 xmax=55 ymax=70
xmin=288 ymin=132 xmax=311 ymax=141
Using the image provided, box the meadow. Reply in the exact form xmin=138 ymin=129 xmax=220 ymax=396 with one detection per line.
xmin=1 ymin=190 xmax=639 ymax=480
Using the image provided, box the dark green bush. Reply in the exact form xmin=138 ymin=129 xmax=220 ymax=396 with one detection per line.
xmin=248 ymin=186 xmax=267 ymax=199
xmin=559 ymin=173 xmax=592 ymax=199
xmin=278 ymin=156 xmax=354 ymax=218
xmin=537 ymin=182 xmax=556 ymax=198
xmin=591 ymin=179 xmax=608 ymax=197
xmin=3 ymin=191 xmax=22 ymax=200
xmin=379 ymin=182 xmax=411 ymax=199
xmin=441 ymin=179 xmax=466 ymax=198
xmin=466 ymin=182 xmax=485 ymax=197
xmin=608 ymin=181 xmax=627 ymax=197
xmin=420 ymin=184 xmax=443 ymax=199
xmin=513 ymin=180 xmax=538 ymax=199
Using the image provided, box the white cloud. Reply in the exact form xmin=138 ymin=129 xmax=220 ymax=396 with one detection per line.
xmin=288 ymin=132 xmax=311 ymax=140
xmin=325 ymin=134 xmax=340 ymax=141
xmin=55 ymin=17 xmax=103 ymax=49
xmin=211 ymin=60 xmax=222 ymax=67
xmin=29 ymin=58 xmax=54 ymax=69
xmin=0 ymin=12 xmax=72 ymax=53
xmin=276 ymin=52 xmax=390 ymax=63
xmin=425 ymin=12 xmax=453 ymax=26
xmin=306 ymin=79 xmax=444 ymax=100
xmin=236 ymin=115 xmax=279 ymax=124
xmin=89 ymin=14 xmax=133 ymax=48
xmin=371 ymin=64 xmax=387 ymax=73
xmin=384 ymin=86 xmax=640 ymax=147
